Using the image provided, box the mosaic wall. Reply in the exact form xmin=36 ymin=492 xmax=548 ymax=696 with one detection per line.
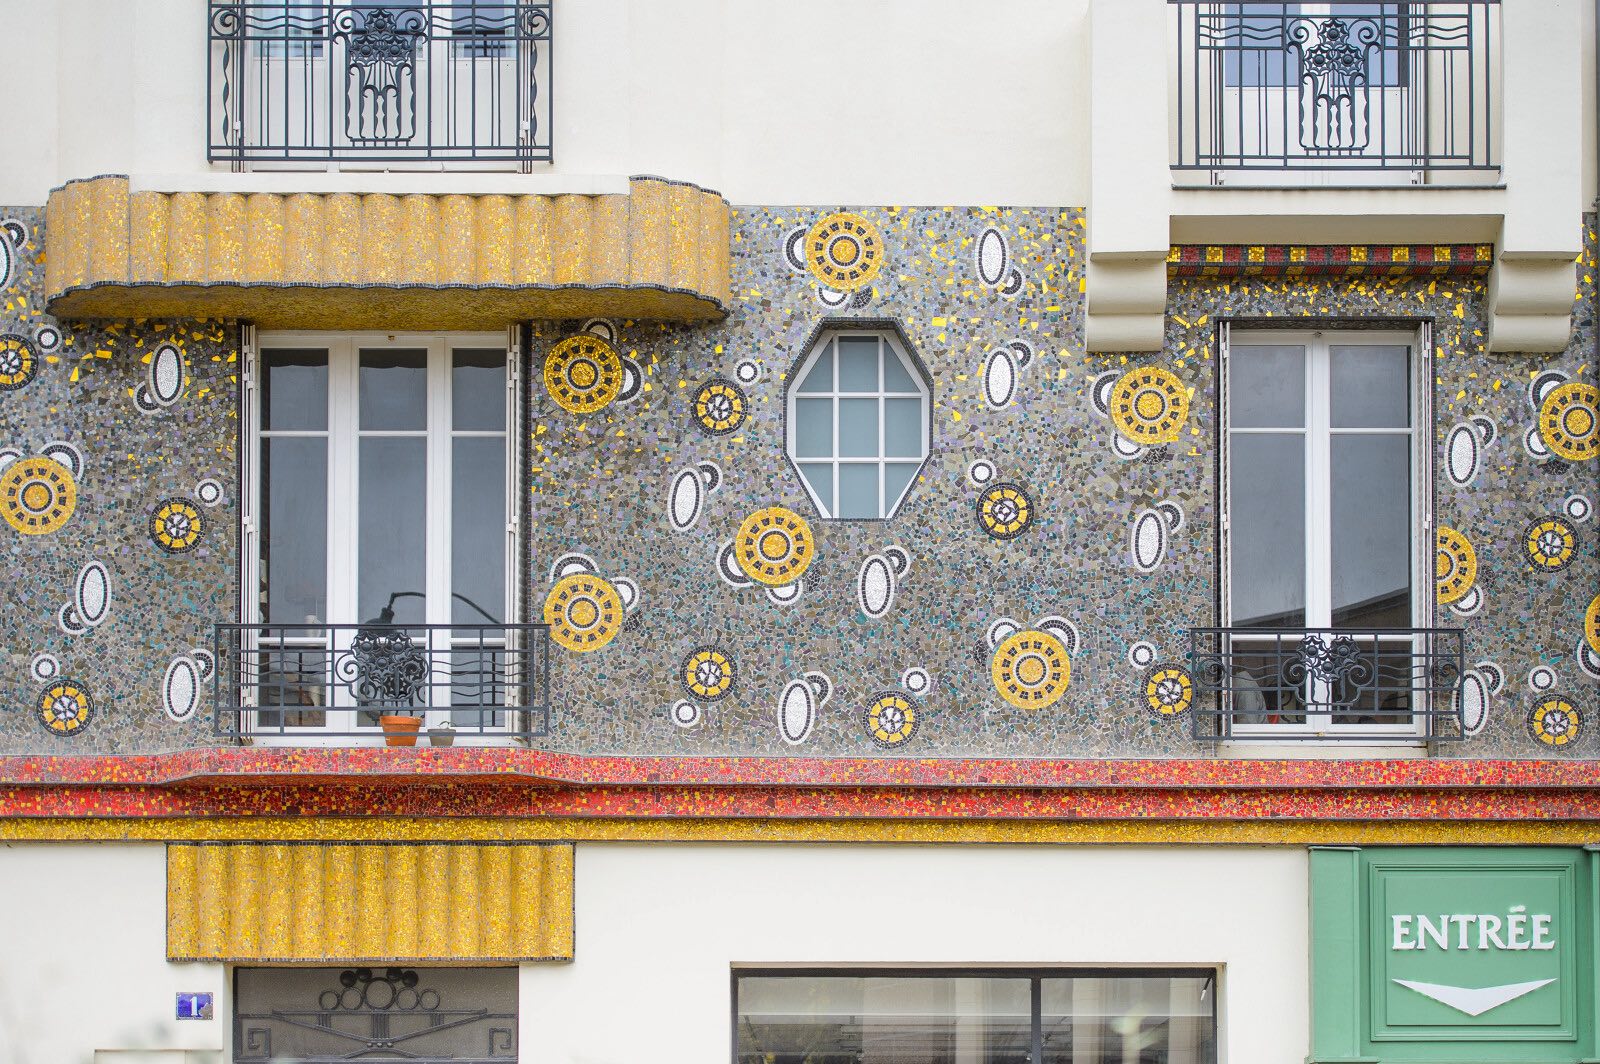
xmin=1 ymin=202 xmax=1593 ymax=758
xmin=0 ymin=207 xmax=238 ymax=753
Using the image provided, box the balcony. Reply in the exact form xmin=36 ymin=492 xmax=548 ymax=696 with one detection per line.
xmin=214 ymin=623 xmax=552 ymax=741
xmin=207 ymin=1 xmax=553 ymax=170
xmin=1187 ymin=627 xmax=1466 ymax=741
xmin=1171 ymin=1 xmax=1499 ymax=184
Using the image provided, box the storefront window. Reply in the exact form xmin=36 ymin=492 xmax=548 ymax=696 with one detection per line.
xmin=735 ymin=969 xmax=1216 ymax=1064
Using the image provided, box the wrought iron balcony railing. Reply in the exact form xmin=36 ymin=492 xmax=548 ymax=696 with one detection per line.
xmin=214 ymin=623 xmax=551 ymax=740
xmin=1187 ymin=627 xmax=1466 ymax=740
xmin=1171 ymin=1 xmax=1499 ymax=180
xmin=208 ymin=1 xmax=552 ymax=169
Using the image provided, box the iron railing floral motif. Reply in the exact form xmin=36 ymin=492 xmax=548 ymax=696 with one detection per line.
xmin=235 ymin=966 xmax=517 ymax=1063
xmin=208 ymin=1 xmax=552 ymax=169
xmin=1187 ymin=627 xmax=1465 ymax=740
xmin=1171 ymin=1 xmax=1499 ymax=178
xmin=214 ymin=622 xmax=551 ymax=738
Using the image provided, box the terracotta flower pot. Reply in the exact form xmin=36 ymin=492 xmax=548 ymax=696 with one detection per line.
xmin=379 ymin=715 xmax=423 ymax=747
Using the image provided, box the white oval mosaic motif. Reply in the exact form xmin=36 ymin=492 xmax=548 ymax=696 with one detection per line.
xmin=975 ymin=228 xmax=1009 ymax=287
xmin=549 ymin=552 xmax=597 ymax=581
xmin=194 ymin=478 xmax=224 ymax=507
xmin=967 ymin=459 xmax=995 ymax=486
xmin=670 ymin=699 xmax=701 ymax=728
xmin=1130 ymin=508 xmax=1168 ymax=573
xmin=57 ymin=601 xmax=87 ymax=636
xmin=1448 ymin=584 xmax=1484 ymax=617
xmin=777 ymin=679 xmax=817 ymax=745
xmin=162 ymin=655 xmax=200 ymax=722
xmin=901 ymin=667 xmax=931 ymax=695
xmin=1529 ymin=666 xmax=1557 ymax=692
xmin=0 ymin=230 xmax=13 ymax=291
xmin=1475 ymin=661 xmax=1505 ymax=695
xmin=1565 ymin=494 xmax=1592 ymax=523
xmin=30 ymin=653 xmax=59 ymax=683
xmin=982 ymin=347 xmax=1017 ymax=409
xmin=1457 ymin=669 xmax=1490 ymax=736
xmin=1445 ymin=424 xmax=1480 ymax=487
xmin=766 ymin=580 xmax=804 ymax=605
xmin=1128 ymin=641 xmax=1157 ymax=669
xmin=1111 ymin=433 xmax=1144 ymax=460
xmin=1525 ymin=425 xmax=1551 ymax=460
xmin=668 ymin=467 xmax=704 ymax=531
xmin=150 ymin=344 xmax=185 ymax=405
xmin=857 ymin=554 xmax=896 ymax=619
xmin=74 ymin=561 xmax=111 ymax=627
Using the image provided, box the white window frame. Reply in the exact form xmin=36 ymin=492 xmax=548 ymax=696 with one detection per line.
xmin=785 ymin=329 xmax=931 ymax=520
xmin=1220 ymin=325 xmax=1434 ymax=741
xmin=242 ymin=328 xmax=521 ymax=746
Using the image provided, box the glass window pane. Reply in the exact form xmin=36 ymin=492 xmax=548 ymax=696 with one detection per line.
xmin=261 ymin=437 xmax=327 ymax=624
xmin=1041 ymin=975 xmax=1215 ymax=1064
xmin=737 ymin=976 xmax=1033 ymax=1064
xmin=884 ymin=462 xmax=920 ymax=511
xmin=884 ymin=398 xmax=922 ymax=457
xmin=234 ymin=968 xmax=518 ymax=1060
xmin=358 ymin=436 xmax=426 ymax=624
xmin=1230 ymin=345 xmax=1305 ymax=428
xmin=839 ymin=464 xmax=880 ymax=518
xmin=882 ymin=348 xmax=919 ymax=392
xmin=1331 ymin=435 xmax=1411 ymax=627
xmin=452 ymin=348 xmax=507 ymax=431
xmin=794 ymin=398 xmax=834 ymax=458
xmin=1230 ymin=433 xmax=1306 ymax=627
xmin=261 ymin=349 xmax=328 ymax=431
xmin=359 ymin=348 xmax=428 ymax=430
xmin=839 ymin=398 xmax=880 ymax=458
xmin=1331 ymin=345 xmax=1410 ymax=428
xmin=798 ymin=349 xmax=833 ymax=393
xmin=452 ymin=437 xmax=506 ymax=624
xmin=837 ymin=336 xmax=880 ymax=391
xmin=799 ymin=463 xmax=833 ymax=513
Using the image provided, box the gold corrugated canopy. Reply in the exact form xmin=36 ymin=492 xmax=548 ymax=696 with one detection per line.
xmin=44 ymin=175 xmax=728 ymax=327
xmin=167 ymin=841 xmax=573 ymax=962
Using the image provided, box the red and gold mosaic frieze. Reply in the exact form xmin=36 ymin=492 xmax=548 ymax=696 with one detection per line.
xmin=1 ymin=751 xmax=1598 ymax=837
xmin=1167 ymin=243 xmax=1494 ymax=278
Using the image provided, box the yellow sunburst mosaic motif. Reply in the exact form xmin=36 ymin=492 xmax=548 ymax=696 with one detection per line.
xmin=37 ymin=679 xmax=93 ymax=736
xmin=864 ymin=691 xmax=918 ymax=748
xmin=150 ymin=498 xmax=205 ymax=553
xmin=1538 ymin=381 xmax=1598 ymax=462
xmin=1110 ymin=366 xmax=1189 ymax=445
xmin=543 ymin=334 xmax=623 ymax=414
xmin=734 ymin=506 xmax=815 ymax=586
xmin=1434 ymin=526 xmax=1477 ymax=604
xmin=543 ymin=574 xmax=624 ymax=652
xmin=0 ymin=334 xmax=37 ymax=391
xmin=2 ymin=457 xmax=77 ymax=535
xmin=682 ymin=646 xmax=735 ymax=700
xmin=1585 ymin=595 xmax=1600 ymax=655
xmin=1144 ymin=665 xmax=1194 ymax=717
xmin=804 ymin=212 xmax=884 ymax=291
xmin=692 ymin=379 xmax=748 ymax=435
xmin=991 ymin=629 xmax=1071 ymax=709
xmin=1523 ymin=516 xmax=1576 ymax=573
xmin=1528 ymin=698 xmax=1581 ymax=747
xmin=977 ymin=483 xmax=1033 ymax=539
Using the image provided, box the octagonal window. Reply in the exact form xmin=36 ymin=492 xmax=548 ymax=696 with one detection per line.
xmin=787 ymin=330 xmax=930 ymax=519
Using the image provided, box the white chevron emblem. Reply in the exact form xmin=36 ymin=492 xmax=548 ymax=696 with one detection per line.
xmin=1392 ymin=978 xmax=1555 ymax=1017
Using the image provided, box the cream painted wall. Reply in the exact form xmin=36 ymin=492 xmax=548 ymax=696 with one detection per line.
xmin=0 ymin=0 xmax=1089 ymax=207
xmin=0 ymin=843 xmax=225 ymax=1064
xmin=523 ymin=844 xmax=1311 ymax=1064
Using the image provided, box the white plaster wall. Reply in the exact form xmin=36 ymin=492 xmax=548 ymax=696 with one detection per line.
xmin=0 ymin=843 xmax=225 ymax=1064
xmin=0 ymin=0 xmax=1089 ymax=207
xmin=524 ymin=844 xmax=1311 ymax=1064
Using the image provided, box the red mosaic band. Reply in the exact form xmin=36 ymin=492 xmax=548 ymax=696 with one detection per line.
xmin=1168 ymin=243 xmax=1494 ymax=279
xmin=0 ymin=751 xmax=1597 ymax=823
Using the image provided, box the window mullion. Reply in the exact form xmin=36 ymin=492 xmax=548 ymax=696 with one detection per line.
xmin=328 ymin=338 xmax=360 ymax=729
xmin=425 ymin=340 xmax=453 ymax=731
xmin=1307 ymin=337 xmax=1334 ymax=731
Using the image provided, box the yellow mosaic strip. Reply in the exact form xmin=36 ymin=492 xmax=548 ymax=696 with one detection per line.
xmin=166 ymin=841 xmax=572 ymax=962
xmin=43 ymin=175 xmax=729 ymax=327
xmin=6 ymin=817 xmax=1596 ymax=847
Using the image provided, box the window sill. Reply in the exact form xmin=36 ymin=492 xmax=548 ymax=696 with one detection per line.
xmin=1217 ymin=742 xmax=1428 ymax=760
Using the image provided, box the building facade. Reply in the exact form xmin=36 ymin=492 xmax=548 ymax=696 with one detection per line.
xmin=0 ymin=1 xmax=1597 ymax=1061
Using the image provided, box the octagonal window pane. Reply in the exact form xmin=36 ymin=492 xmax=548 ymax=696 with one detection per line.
xmin=786 ymin=330 xmax=930 ymax=519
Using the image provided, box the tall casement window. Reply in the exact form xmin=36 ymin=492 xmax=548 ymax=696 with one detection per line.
xmin=735 ymin=969 xmax=1218 ymax=1064
xmin=1216 ymin=328 xmax=1437 ymax=739
xmin=786 ymin=329 xmax=931 ymax=519
xmin=241 ymin=331 xmax=521 ymax=740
